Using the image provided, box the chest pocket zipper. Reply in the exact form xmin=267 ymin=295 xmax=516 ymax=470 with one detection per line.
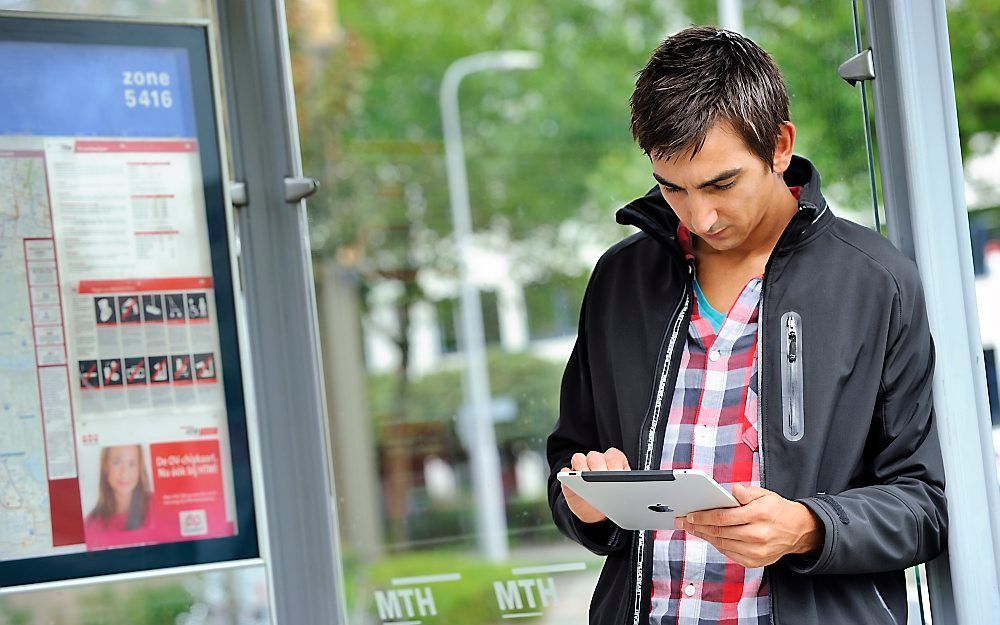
xmin=780 ymin=311 xmax=805 ymax=442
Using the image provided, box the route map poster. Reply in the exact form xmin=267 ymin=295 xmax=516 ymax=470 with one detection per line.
xmin=0 ymin=17 xmax=258 ymax=588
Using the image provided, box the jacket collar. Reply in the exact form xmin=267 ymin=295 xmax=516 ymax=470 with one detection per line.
xmin=615 ymin=154 xmax=832 ymax=257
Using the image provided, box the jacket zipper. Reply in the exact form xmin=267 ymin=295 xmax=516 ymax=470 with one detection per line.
xmin=780 ymin=311 xmax=805 ymax=441
xmin=758 ymin=272 xmax=776 ymax=625
xmin=631 ymin=264 xmax=691 ymax=625
xmin=788 ymin=317 xmax=799 ymax=437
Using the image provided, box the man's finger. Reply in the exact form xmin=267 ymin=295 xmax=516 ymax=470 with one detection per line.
xmin=686 ymin=521 xmax=767 ymax=544
xmin=690 ymin=530 xmax=775 ymax=567
xmin=571 ymin=453 xmax=589 ymax=471
xmin=586 ymin=450 xmax=609 ymax=471
xmin=733 ymin=483 xmax=770 ymax=505
xmin=686 ymin=505 xmax=751 ymax=526
xmin=732 ymin=483 xmax=752 ymax=505
xmin=687 ymin=530 xmax=754 ymax=555
xmin=604 ymin=447 xmax=630 ymax=471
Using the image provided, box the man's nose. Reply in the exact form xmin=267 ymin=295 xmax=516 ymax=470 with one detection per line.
xmin=689 ymin=197 xmax=719 ymax=234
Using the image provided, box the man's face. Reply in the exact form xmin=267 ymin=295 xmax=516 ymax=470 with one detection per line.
xmin=651 ymin=121 xmax=782 ymax=253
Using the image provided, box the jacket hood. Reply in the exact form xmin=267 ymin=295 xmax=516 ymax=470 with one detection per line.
xmin=615 ymin=154 xmax=832 ymax=254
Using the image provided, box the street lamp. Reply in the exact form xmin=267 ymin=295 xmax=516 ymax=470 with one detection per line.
xmin=440 ymin=50 xmax=541 ymax=562
xmin=718 ymin=0 xmax=744 ymax=33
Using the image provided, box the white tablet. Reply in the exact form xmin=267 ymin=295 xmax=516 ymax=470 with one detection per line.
xmin=557 ymin=469 xmax=740 ymax=530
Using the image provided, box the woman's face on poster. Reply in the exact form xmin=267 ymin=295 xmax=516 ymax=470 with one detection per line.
xmin=106 ymin=445 xmax=141 ymax=499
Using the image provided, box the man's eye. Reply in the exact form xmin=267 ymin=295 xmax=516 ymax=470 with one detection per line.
xmin=661 ymin=185 xmax=682 ymax=194
xmin=713 ymin=181 xmax=736 ymax=191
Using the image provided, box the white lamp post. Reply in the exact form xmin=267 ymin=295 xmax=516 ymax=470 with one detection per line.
xmin=440 ymin=50 xmax=540 ymax=562
xmin=718 ymin=0 xmax=744 ymax=32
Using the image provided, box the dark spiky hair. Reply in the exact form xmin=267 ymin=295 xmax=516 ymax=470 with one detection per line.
xmin=630 ymin=26 xmax=790 ymax=166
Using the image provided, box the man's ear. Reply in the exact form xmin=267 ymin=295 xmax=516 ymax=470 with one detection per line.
xmin=771 ymin=121 xmax=796 ymax=174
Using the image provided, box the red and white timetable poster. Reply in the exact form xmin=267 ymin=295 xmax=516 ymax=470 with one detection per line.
xmin=0 ymin=137 xmax=238 ymax=560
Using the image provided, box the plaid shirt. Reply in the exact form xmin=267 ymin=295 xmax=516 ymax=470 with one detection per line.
xmin=648 ymin=224 xmax=768 ymax=625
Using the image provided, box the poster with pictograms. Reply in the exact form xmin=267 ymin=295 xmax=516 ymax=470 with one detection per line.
xmin=0 ymin=17 xmax=257 ymax=589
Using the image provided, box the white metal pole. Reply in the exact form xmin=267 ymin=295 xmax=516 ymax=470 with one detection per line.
xmin=717 ymin=0 xmax=744 ymax=33
xmin=440 ymin=51 xmax=539 ymax=562
xmin=863 ymin=1 xmax=1000 ymax=623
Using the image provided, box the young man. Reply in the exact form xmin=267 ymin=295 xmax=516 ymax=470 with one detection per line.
xmin=546 ymin=26 xmax=947 ymax=625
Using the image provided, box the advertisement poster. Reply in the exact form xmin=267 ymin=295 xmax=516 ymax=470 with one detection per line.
xmin=0 ymin=18 xmax=256 ymax=587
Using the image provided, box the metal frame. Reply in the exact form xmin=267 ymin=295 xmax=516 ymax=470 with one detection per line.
xmin=214 ymin=1 xmax=346 ymax=624
xmin=863 ymin=1 xmax=1000 ymax=622
xmin=1 ymin=558 xmax=265 ymax=596
xmin=0 ymin=4 xmax=343 ymax=621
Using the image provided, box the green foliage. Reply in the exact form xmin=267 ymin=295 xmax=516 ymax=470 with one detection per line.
xmin=947 ymin=0 xmax=1000 ymax=155
xmin=78 ymin=582 xmax=193 ymax=625
xmin=506 ymin=497 xmax=561 ymax=537
xmin=396 ymin=495 xmax=558 ymax=544
xmin=294 ymin=0 xmax=671 ymax=261
xmin=368 ymin=349 xmax=564 ymax=450
xmin=404 ymin=500 xmax=476 ymax=543
xmin=0 ymin=600 xmax=30 ymax=625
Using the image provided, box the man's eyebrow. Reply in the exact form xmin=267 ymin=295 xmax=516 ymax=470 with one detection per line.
xmin=653 ymin=168 xmax=743 ymax=189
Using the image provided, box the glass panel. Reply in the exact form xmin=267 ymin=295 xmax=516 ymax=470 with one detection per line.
xmin=294 ymin=0 xmax=877 ymax=623
xmin=0 ymin=1 xmax=211 ymax=19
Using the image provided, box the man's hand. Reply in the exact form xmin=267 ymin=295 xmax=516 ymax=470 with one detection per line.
xmin=674 ymin=483 xmax=824 ymax=568
xmin=559 ymin=448 xmax=630 ymax=524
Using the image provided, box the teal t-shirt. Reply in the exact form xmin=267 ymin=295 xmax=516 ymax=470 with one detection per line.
xmin=693 ymin=278 xmax=725 ymax=333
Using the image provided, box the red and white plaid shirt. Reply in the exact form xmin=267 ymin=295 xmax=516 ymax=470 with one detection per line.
xmin=648 ymin=223 xmax=768 ymax=625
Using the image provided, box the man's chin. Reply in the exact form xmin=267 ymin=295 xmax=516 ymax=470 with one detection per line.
xmin=702 ymin=235 xmax=737 ymax=251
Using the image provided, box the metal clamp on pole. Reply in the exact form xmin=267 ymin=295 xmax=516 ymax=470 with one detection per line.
xmin=284 ymin=176 xmax=320 ymax=203
xmin=229 ymin=180 xmax=248 ymax=207
xmin=838 ymin=49 xmax=875 ymax=86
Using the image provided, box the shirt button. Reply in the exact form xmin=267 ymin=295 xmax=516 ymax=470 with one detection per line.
xmin=684 ymin=583 xmax=696 ymax=597
xmin=708 ymin=349 xmax=721 ymax=361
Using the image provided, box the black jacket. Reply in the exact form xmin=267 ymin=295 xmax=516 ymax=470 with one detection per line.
xmin=546 ymin=156 xmax=947 ymax=625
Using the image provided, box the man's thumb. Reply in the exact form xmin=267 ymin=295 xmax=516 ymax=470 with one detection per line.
xmin=733 ymin=483 xmax=767 ymax=505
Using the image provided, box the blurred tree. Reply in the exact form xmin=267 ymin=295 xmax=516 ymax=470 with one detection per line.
xmin=79 ymin=583 xmax=192 ymax=625
xmin=296 ymin=0 xmax=669 ymax=254
xmin=946 ymin=0 xmax=1000 ymax=155
xmin=367 ymin=350 xmax=564 ymax=454
xmin=0 ymin=600 xmax=30 ymax=625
